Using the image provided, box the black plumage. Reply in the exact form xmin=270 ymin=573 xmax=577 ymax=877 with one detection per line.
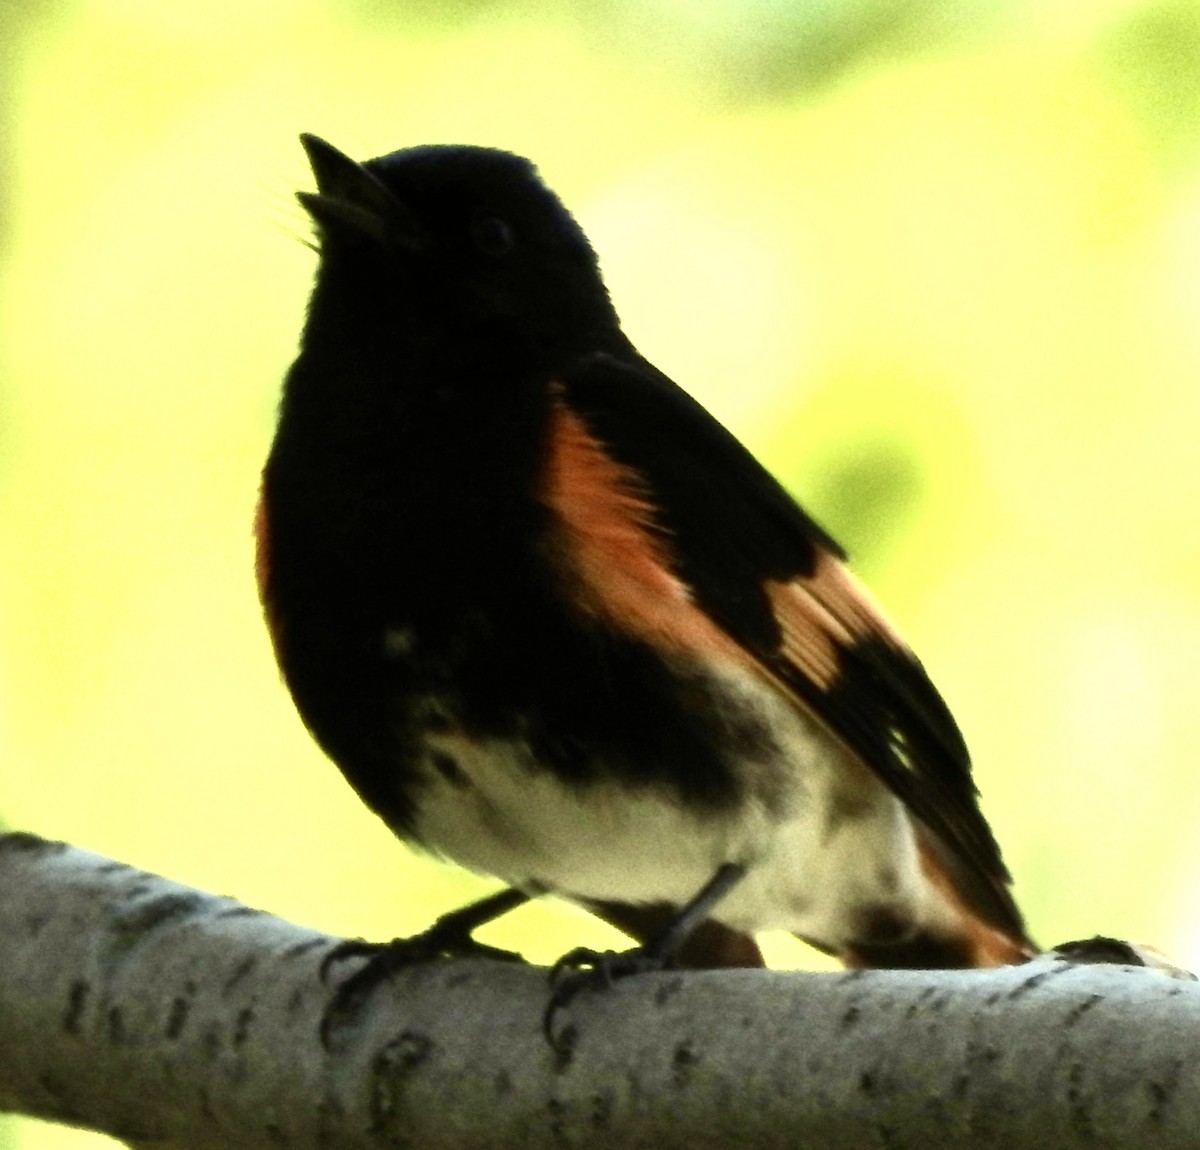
xmin=259 ymin=135 xmax=1034 ymax=978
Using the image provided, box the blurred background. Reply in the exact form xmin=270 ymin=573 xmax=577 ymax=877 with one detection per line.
xmin=2 ymin=0 xmax=1200 ymax=1144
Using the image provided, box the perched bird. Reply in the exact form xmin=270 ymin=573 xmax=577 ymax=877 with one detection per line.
xmin=258 ymin=135 xmax=1035 ymax=1008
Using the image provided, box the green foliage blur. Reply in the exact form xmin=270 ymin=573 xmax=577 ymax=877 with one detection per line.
xmin=3 ymin=1 xmax=1200 ymax=1145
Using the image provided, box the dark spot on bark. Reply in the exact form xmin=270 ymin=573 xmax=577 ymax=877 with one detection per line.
xmin=24 ymin=911 xmax=50 ymax=936
xmin=234 ymin=1006 xmax=255 ymax=1047
xmin=63 ymin=980 xmax=89 ymax=1034
xmin=494 ymin=1068 xmax=514 ymax=1096
xmin=431 ymin=752 xmax=469 ymax=788
xmin=223 ymin=955 xmax=258 ymax=993
xmin=285 ymin=937 xmax=327 ymax=959
xmin=201 ymin=1024 xmax=222 ymax=1059
xmin=1148 ymin=1080 xmax=1169 ymax=1123
xmin=113 ymin=892 xmax=206 ymax=948
xmin=1021 ymin=970 xmax=1055 ymax=994
xmin=590 ymin=1089 xmax=614 ymax=1127
xmin=546 ymin=1097 xmax=568 ymax=1141
xmin=672 ymin=1041 xmax=698 ymax=1088
xmin=369 ymin=1032 xmax=436 ymax=1131
xmin=166 ymin=995 xmax=190 ymax=1038
xmin=263 ymin=1121 xmax=286 ymax=1144
xmin=379 ymin=1031 xmax=433 ymax=1075
xmin=877 ymin=1124 xmax=903 ymax=1149
xmin=1066 ymin=1061 xmax=1093 ymax=1138
xmin=552 ymin=1022 xmax=577 ymax=1073
xmin=0 ymin=832 xmax=65 ymax=856
xmin=1008 ymin=964 xmax=1071 ymax=1000
xmin=654 ymin=975 xmax=684 ymax=1005
xmin=314 ymin=1097 xmax=346 ymax=1148
xmin=1147 ymin=1059 xmax=1182 ymax=1123
xmin=1063 ymin=994 xmax=1103 ymax=1027
xmin=904 ymin=985 xmax=939 ymax=1018
xmin=955 ymin=1039 xmax=999 ymax=1097
xmin=107 ymin=1006 xmax=125 ymax=1044
xmin=967 ymin=1041 xmax=998 ymax=1067
xmin=841 ymin=1003 xmax=862 ymax=1030
xmin=860 ymin=1065 xmax=896 ymax=1104
xmin=215 ymin=905 xmax=259 ymax=920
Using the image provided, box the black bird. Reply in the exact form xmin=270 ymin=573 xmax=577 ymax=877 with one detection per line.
xmin=258 ymin=135 xmax=1034 ymax=1008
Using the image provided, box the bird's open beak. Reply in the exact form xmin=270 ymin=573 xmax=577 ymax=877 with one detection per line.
xmin=297 ymin=134 xmax=430 ymax=251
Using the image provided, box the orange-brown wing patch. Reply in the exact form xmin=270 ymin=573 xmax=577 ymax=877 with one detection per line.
xmin=813 ymin=548 xmax=902 ymax=638
xmin=543 ymin=392 xmax=909 ymax=700
xmin=762 ymin=578 xmax=850 ymax=690
xmin=762 ymin=548 xmax=905 ymax=690
xmin=253 ymin=484 xmax=271 ymax=605
xmin=541 ymin=390 xmax=747 ymax=665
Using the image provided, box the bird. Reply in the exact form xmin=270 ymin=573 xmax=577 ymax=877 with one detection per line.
xmin=257 ymin=134 xmax=1036 ymax=1021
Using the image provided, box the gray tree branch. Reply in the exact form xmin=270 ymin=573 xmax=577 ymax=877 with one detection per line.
xmin=0 ymin=831 xmax=1196 ymax=1149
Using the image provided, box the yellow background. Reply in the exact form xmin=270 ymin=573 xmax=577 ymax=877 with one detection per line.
xmin=3 ymin=1 xmax=1200 ymax=1145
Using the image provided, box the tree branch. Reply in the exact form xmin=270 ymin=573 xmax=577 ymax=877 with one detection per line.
xmin=0 ymin=831 xmax=1196 ymax=1149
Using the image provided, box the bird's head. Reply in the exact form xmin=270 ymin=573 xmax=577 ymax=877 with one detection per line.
xmin=297 ymin=134 xmax=623 ymax=363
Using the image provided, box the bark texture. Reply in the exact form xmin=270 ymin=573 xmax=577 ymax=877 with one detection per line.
xmin=0 ymin=832 xmax=1196 ymax=1149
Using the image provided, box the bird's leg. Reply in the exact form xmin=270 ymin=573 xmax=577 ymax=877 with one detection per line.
xmin=321 ymin=886 xmax=530 ymax=975
xmin=320 ymin=887 xmax=530 ymax=1045
xmin=544 ymin=862 xmax=746 ymax=1041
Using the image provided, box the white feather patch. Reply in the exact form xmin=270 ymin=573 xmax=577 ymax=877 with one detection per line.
xmin=410 ymin=664 xmax=965 ymax=950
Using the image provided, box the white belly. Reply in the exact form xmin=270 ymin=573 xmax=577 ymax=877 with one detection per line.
xmin=409 ymin=669 xmax=960 ymax=951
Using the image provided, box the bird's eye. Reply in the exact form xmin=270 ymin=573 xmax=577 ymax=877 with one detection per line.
xmin=471 ymin=215 xmax=516 ymax=257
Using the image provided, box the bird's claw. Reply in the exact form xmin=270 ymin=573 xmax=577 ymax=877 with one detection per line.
xmin=321 ymin=926 xmax=521 ymax=983
xmin=542 ymin=945 xmax=666 ymax=1044
xmin=319 ymin=919 xmax=525 ymax=1046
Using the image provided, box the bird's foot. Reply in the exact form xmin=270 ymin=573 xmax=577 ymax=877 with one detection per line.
xmin=539 ymin=865 xmax=748 ymax=1048
xmin=542 ymin=945 xmax=668 ymax=1044
xmin=320 ymin=920 xmax=523 ymax=983
xmin=319 ymin=890 xmax=528 ymax=1045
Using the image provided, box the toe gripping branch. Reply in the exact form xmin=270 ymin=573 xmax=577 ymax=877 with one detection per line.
xmin=319 ymin=887 xmax=529 ymax=1045
xmin=543 ymin=862 xmax=746 ymax=1043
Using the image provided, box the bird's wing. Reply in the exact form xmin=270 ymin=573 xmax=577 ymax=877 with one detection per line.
xmin=540 ymin=353 xmax=1029 ymax=947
